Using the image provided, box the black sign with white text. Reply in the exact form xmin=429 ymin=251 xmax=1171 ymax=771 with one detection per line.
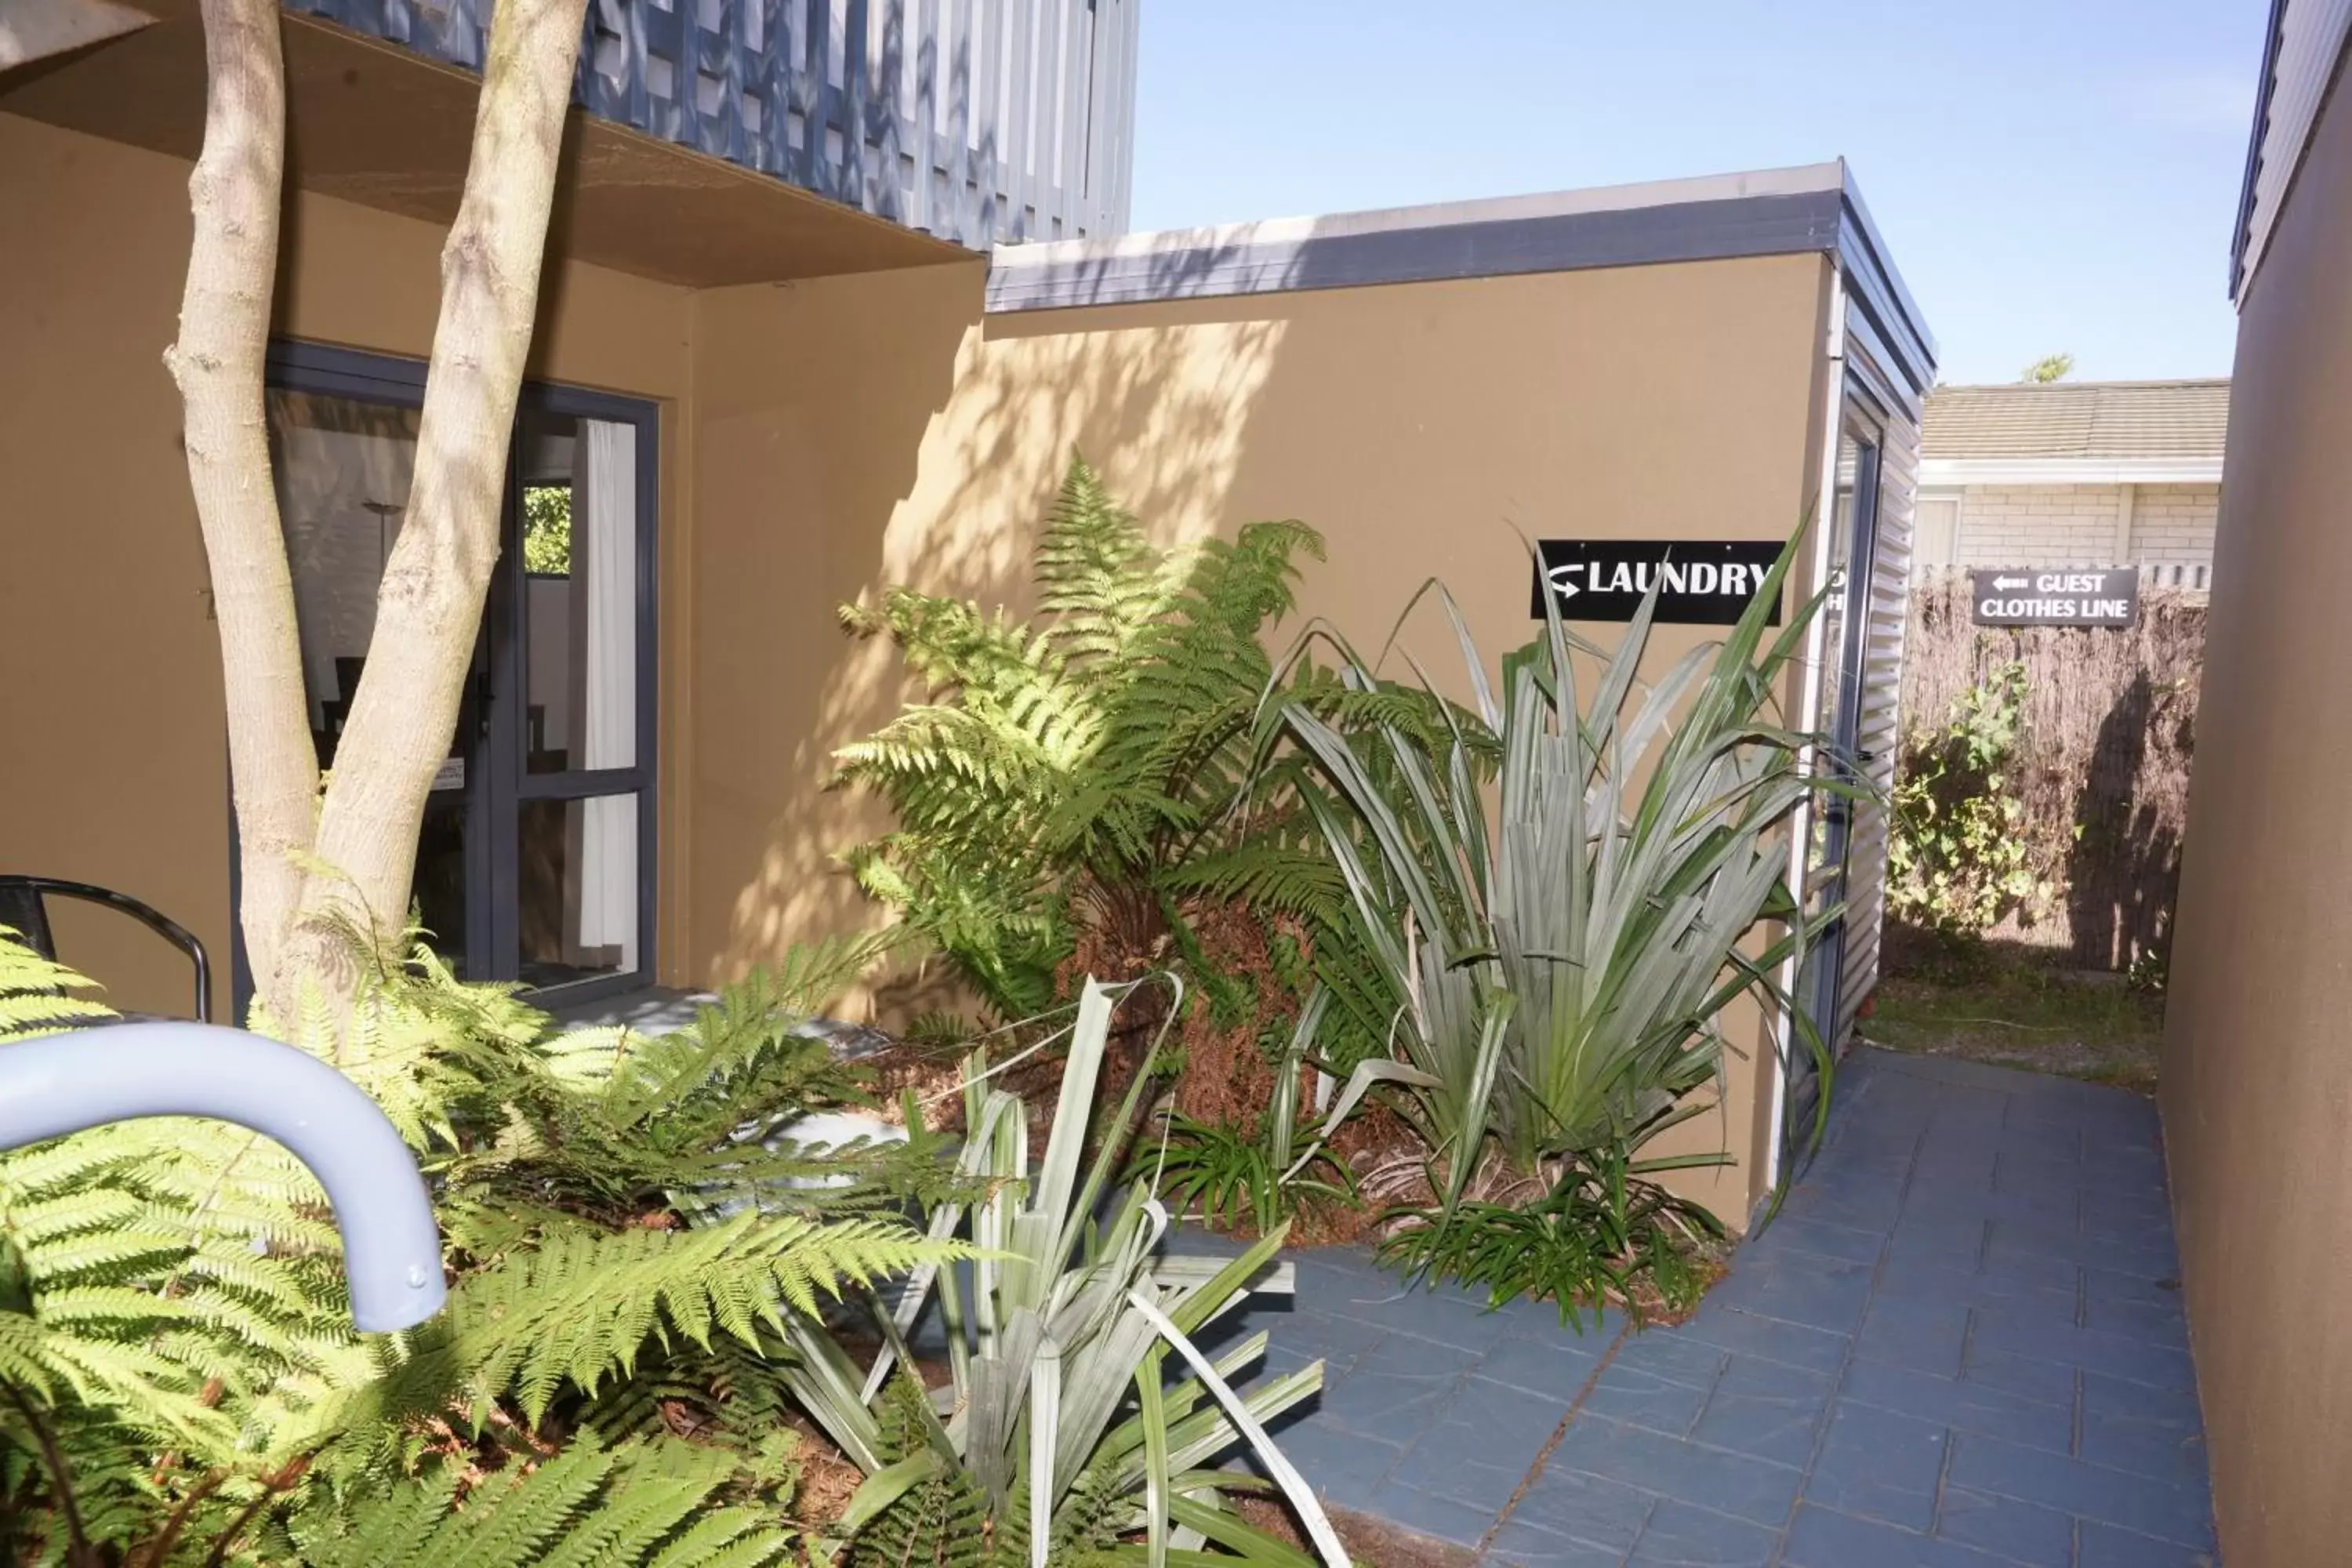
xmin=1969 ymin=568 xmax=2139 ymax=629
xmin=1530 ymin=539 xmax=1784 ymax=626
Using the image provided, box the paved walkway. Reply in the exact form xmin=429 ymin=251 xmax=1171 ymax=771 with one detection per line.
xmin=1208 ymin=1047 xmax=2217 ymax=1566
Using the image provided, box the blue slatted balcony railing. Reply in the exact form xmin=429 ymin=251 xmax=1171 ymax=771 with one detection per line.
xmin=285 ymin=0 xmax=1138 ymax=249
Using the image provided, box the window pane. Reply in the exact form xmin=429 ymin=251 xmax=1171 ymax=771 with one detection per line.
xmin=518 ymin=792 xmax=639 ymax=986
xmin=521 ymin=411 xmax=638 ymax=774
xmin=268 ymin=388 xmax=470 ymax=975
xmin=267 ymin=389 xmax=422 ymax=765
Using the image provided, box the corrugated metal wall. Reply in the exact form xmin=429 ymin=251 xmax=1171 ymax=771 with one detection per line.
xmin=1838 ymin=322 xmax=1922 ymax=1050
xmin=284 ymin=0 xmax=1141 ymax=249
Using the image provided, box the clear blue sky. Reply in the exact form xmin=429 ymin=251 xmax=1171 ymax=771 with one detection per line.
xmin=1127 ymin=1 xmax=2267 ymax=387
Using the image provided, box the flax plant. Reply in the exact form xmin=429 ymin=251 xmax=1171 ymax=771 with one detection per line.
xmin=1275 ymin=535 xmax=1849 ymax=1223
xmin=782 ymin=976 xmax=1347 ymax=1566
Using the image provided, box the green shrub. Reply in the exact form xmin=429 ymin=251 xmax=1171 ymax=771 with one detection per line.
xmin=1131 ymin=987 xmax=1355 ymax=1236
xmin=1376 ymin=1149 xmax=1724 ymax=1330
xmin=1888 ymin=660 xmax=2055 ymax=937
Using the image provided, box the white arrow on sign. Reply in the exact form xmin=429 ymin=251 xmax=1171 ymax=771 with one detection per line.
xmin=1992 ymin=575 xmax=2027 ymax=590
xmin=1546 ymin=562 xmax=1584 ymax=599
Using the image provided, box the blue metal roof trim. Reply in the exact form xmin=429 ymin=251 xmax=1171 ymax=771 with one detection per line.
xmin=987 ymin=162 xmax=1938 ymax=399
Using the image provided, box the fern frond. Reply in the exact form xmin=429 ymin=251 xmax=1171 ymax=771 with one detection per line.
xmin=285 ymin=1434 xmax=789 ymax=1567
xmin=355 ymin=1214 xmax=963 ymax=1428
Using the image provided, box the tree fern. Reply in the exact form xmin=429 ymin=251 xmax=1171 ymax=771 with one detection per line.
xmin=281 ymin=1432 xmax=791 ymax=1566
xmin=836 ymin=454 xmax=1328 ymax=1021
xmin=0 ymin=925 xmax=112 ymax=1037
xmin=0 ymin=926 xmax=962 ymax=1563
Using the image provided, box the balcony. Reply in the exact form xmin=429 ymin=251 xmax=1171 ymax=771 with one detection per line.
xmin=282 ymin=0 xmax=1138 ymax=249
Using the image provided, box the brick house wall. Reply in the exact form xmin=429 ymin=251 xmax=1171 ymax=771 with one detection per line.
xmin=2133 ymin=484 xmax=2222 ymax=564
xmin=1956 ymin=484 xmax=2124 ymax=562
xmin=1933 ymin=481 xmax=2220 ymax=569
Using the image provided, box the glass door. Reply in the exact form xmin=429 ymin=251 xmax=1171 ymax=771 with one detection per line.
xmin=495 ymin=395 xmax=658 ymax=997
xmin=1784 ymin=393 xmax=1882 ymax=1170
xmin=253 ymin=345 xmax=656 ymax=1005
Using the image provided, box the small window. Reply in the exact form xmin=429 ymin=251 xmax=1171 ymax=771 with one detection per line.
xmin=1914 ymin=494 xmax=1962 ymax=573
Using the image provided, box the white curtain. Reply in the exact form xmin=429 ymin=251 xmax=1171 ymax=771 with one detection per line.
xmin=570 ymin=419 xmax=637 ymax=971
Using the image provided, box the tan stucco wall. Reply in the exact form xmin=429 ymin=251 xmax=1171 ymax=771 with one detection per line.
xmin=685 ymin=252 xmax=1835 ymax=1220
xmin=2160 ymin=60 xmax=2352 ymax=1568
xmin=0 ymin=111 xmax=695 ymax=1018
xmin=4 ymin=98 xmax=1840 ymax=1221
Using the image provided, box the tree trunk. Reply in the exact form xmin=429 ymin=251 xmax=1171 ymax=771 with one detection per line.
xmin=267 ymin=0 xmax=590 ymax=1023
xmin=164 ymin=0 xmax=316 ymax=1002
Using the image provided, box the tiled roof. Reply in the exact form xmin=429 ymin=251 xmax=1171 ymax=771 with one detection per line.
xmin=1922 ymin=379 xmax=2230 ymax=461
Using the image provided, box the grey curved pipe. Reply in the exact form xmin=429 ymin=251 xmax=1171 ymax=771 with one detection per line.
xmin=0 ymin=1021 xmax=446 ymax=1332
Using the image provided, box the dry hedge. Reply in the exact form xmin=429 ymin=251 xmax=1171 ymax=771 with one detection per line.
xmin=1898 ymin=572 xmax=2205 ymax=970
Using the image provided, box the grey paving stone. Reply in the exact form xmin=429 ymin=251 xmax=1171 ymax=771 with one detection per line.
xmin=2074 ymin=1192 xmax=2176 ymax=1246
xmin=1610 ymin=1328 xmax=1732 ymax=1388
xmin=1674 ymin=1301 xmax=1853 ymax=1374
xmin=1779 ymin=1185 xmax=1907 ymax=1233
xmin=2077 ymin=1232 xmax=2180 ymax=1279
xmin=1493 ymin=1465 xmax=1655 ymax=1556
xmin=1802 ymin=1401 xmax=1949 ymax=1532
xmin=2078 ymin=1289 xmax=2189 ymax=1346
xmin=2075 ymin=1519 xmax=2222 ymax=1567
xmin=1946 ymin=1431 xmax=2216 ymax=1549
xmin=1272 ymin=1050 xmax=2216 ymax=1568
xmin=2078 ymin=1367 xmax=2204 ymax=1428
xmin=1838 ymin=1359 xmax=2072 ymax=1451
xmin=1315 ymin=1352 xmax=1477 ymax=1440
xmin=1391 ymin=1377 xmax=1563 ymax=1515
xmin=1873 ymin=1255 xmax=2077 ymax=1327
xmin=1990 ymin=1211 xmax=2180 ymax=1276
xmin=1810 ymin=1151 xmax=1920 ymax=1195
xmin=1687 ymin=1354 xmax=1832 ymax=1468
xmin=1472 ymin=1327 xmax=1617 ymax=1402
xmin=1704 ymin=1249 xmax=1877 ymax=1333
xmin=1548 ymin=1415 xmax=1802 ymax=1526
xmin=1967 ymin=1311 xmax=2198 ymax=1390
xmin=1851 ymin=1296 xmax=1971 ymax=1377
xmin=1581 ymin=1359 xmax=1716 ymax=1438
xmin=1992 ymin=1149 xmax=2085 ymax=1192
xmin=1483 ymin=1521 xmax=1635 ymax=1567
xmin=1624 ymin=1499 xmax=1781 ymax=1566
xmin=1882 ymin=1210 xmax=1991 ymax=1267
xmin=1355 ymin=1479 xmax=1494 ymax=1548
xmin=1782 ymin=1504 xmax=2020 ymax=1567
xmin=1251 ymin=1417 xmax=1403 ymax=1512
xmin=2077 ymin=1406 xmax=2211 ymax=1485
xmin=2078 ymin=1262 xmax=2188 ymax=1311
xmin=1751 ymin=1214 xmax=1886 ymax=1265
xmin=1237 ymin=1341 xmax=1317 ymax=1393
xmin=1958 ymin=1345 xmax=2079 ymax=1409
xmin=1977 ymin=1233 xmax=2091 ymax=1294
xmin=1261 ymin=1304 xmax=1394 ymax=1374
xmin=1310 ymin=1272 xmax=1535 ymax=1352
xmin=1933 ymin=1484 xmax=2074 ymax=1566
xmin=1911 ymin=1137 xmax=2002 ymax=1177
xmin=1910 ymin=1185 xmax=2081 ymax=1233
xmin=1877 ymin=1053 xmax=2027 ymax=1094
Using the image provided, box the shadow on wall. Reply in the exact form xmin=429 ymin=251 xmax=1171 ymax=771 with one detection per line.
xmin=2067 ymin=671 xmax=2186 ymax=976
xmin=702 ymin=268 xmax=1293 ymax=1001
